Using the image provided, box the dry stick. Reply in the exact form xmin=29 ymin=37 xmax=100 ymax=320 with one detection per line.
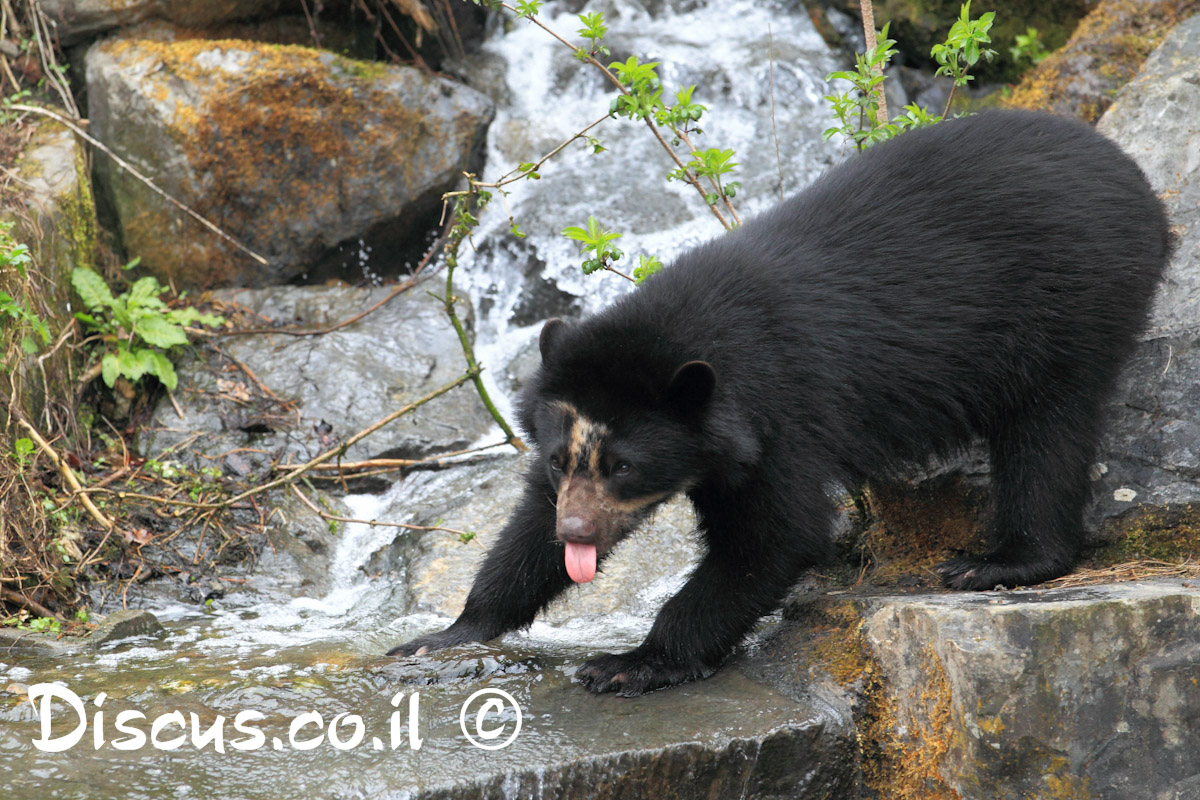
xmin=214 ymin=370 xmax=477 ymax=510
xmin=769 ymin=24 xmax=785 ymax=202
xmin=0 ymin=585 xmax=60 ymax=620
xmin=305 ymin=443 xmax=507 ymax=473
xmin=31 ymin=4 xmax=78 ymax=117
xmin=14 ymin=415 xmax=116 ymax=537
xmin=223 ymin=272 xmax=424 ymax=337
xmin=289 ymin=483 xmax=487 ymax=549
xmin=9 ymin=104 xmax=269 ymax=266
xmin=858 ymin=0 xmax=888 ymax=125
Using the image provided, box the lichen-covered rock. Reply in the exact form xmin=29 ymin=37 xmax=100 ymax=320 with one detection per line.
xmin=84 ymin=24 xmax=493 ymax=288
xmin=1088 ymin=12 xmax=1200 ymax=538
xmin=1 ymin=119 xmax=98 ymax=419
xmin=40 ymin=0 xmax=280 ymax=46
xmin=860 ymin=582 xmax=1200 ymax=799
xmin=1004 ymin=0 xmax=1198 ymax=121
xmin=137 ymin=283 xmax=496 ymax=474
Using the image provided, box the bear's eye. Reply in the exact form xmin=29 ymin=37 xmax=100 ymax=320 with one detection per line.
xmin=612 ymin=461 xmax=632 ymax=476
xmin=549 ymin=454 xmax=563 ymax=472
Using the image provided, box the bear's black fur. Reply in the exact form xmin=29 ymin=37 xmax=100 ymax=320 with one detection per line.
xmin=390 ymin=110 xmax=1172 ymax=695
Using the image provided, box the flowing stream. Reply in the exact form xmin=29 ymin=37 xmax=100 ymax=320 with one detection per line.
xmin=1 ymin=2 xmax=842 ymax=796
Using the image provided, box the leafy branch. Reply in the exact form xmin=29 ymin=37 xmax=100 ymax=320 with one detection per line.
xmin=479 ymin=0 xmax=740 ymax=230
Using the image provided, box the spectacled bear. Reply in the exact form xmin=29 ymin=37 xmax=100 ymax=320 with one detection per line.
xmin=389 ymin=110 xmax=1172 ymax=696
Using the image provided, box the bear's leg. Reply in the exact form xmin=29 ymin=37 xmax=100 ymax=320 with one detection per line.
xmin=387 ymin=470 xmax=572 ymax=656
xmin=575 ymin=478 xmax=831 ymax=695
xmin=937 ymin=402 xmax=1100 ymax=590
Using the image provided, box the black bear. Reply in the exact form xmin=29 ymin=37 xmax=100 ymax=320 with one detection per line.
xmin=390 ymin=110 xmax=1172 ymax=695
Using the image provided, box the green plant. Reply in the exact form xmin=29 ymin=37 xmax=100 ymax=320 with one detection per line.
xmin=71 ymin=267 xmax=224 ymax=392
xmin=26 ymin=615 xmax=62 ymax=634
xmin=634 ymin=254 xmax=664 ymax=285
xmin=824 ymin=3 xmax=995 ymax=150
xmin=562 ymin=216 xmax=626 ymax=277
xmin=1011 ymin=27 xmax=1049 ymax=66
xmin=931 ymin=1 xmax=997 ymax=112
xmin=575 ymin=12 xmax=610 ymax=59
xmin=12 ymin=437 xmax=35 ymax=467
xmin=0 ymin=222 xmax=50 ymax=355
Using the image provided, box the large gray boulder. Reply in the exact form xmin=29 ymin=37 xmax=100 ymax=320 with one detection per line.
xmin=138 ymin=283 xmax=496 ymax=475
xmin=84 ymin=24 xmax=493 ymax=288
xmin=859 ymin=581 xmax=1200 ymax=799
xmin=1092 ymin=13 xmax=1200 ymax=533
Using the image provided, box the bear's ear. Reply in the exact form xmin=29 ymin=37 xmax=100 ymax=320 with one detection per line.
xmin=539 ymin=318 xmax=568 ymax=364
xmin=667 ymin=360 xmax=716 ymax=415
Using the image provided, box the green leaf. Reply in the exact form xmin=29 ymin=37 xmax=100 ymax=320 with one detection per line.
xmin=101 ymin=353 xmax=119 ymax=388
xmin=71 ymin=267 xmax=115 ymax=311
xmin=127 ymin=276 xmax=163 ymax=308
xmin=136 ymin=315 xmax=189 ymax=349
xmin=117 ymin=347 xmax=147 ymax=381
xmin=152 ymin=352 xmax=178 ymax=391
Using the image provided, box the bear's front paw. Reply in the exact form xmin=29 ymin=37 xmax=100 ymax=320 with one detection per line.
xmin=574 ymin=649 xmax=713 ymax=696
xmin=387 ymin=624 xmax=488 ymax=657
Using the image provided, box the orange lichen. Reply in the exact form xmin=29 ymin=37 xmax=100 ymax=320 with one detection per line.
xmin=96 ymin=30 xmax=472 ymax=287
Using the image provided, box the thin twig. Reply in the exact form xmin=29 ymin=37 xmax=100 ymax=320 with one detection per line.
xmin=290 ymin=483 xmax=487 ymax=549
xmin=9 ymin=104 xmax=269 ymax=266
xmin=13 ymin=413 xmax=116 ymax=537
xmin=500 ymin=2 xmax=734 ymax=230
xmin=769 ymin=24 xmax=784 ymax=202
xmin=211 ymin=370 xmax=478 ymax=510
xmin=221 ymin=224 xmax=446 ymax=338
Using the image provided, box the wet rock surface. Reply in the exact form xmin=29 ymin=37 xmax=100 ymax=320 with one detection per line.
xmin=367 ymin=454 xmax=700 ymax=627
xmin=137 ymin=283 xmax=496 ymax=475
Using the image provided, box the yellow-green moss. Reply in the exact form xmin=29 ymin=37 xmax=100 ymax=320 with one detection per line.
xmin=1092 ymin=504 xmax=1200 ymax=564
xmin=1004 ymin=0 xmax=1195 ymax=120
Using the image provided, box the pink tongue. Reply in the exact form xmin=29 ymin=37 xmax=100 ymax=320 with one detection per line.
xmin=564 ymin=542 xmax=597 ymax=583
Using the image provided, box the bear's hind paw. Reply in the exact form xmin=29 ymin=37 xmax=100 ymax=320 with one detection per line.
xmin=574 ymin=650 xmax=713 ymax=696
xmin=935 ymin=553 xmax=1069 ymax=591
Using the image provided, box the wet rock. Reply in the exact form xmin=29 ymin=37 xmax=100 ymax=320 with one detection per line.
xmin=1089 ymin=13 xmax=1200 ymax=537
xmin=41 ymin=0 xmax=280 ymax=46
xmin=368 ymin=454 xmax=700 ymax=626
xmin=1004 ymin=0 xmax=1197 ymax=121
xmin=137 ymin=283 xmax=496 ymax=472
xmin=859 ymin=581 xmax=1200 ymax=799
xmin=84 ymin=23 xmax=493 ymax=287
xmin=88 ymin=609 xmax=164 ymax=649
xmin=0 ymin=626 xmax=81 ymax=656
xmin=256 ymin=488 xmax=348 ymax=598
